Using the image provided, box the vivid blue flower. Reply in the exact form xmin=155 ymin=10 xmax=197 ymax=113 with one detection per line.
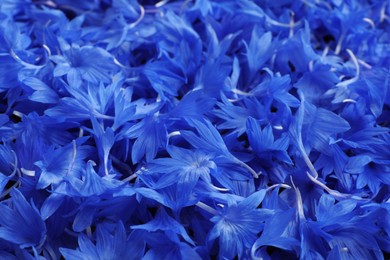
xmin=6 ymin=112 xmax=75 ymax=146
xmin=182 ymin=119 xmax=260 ymax=178
xmin=143 ymin=146 xmax=216 ymax=198
xmin=244 ymin=27 xmax=274 ymax=83
xmin=124 ymin=115 xmax=167 ymax=163
xmin=0 ymin=143 xmax=17 ymax=195
xmin=252 ymin=72 xmax=300 ymax=107
xmin=208 ymin=190 xmax=273 ymax=259
xmin=22 ymin=77 xmax=59 ymax=104
xmin=143 ymin=54 xmax=186 ymax=98
xmin=35 ymin=139 xmax=93 ymax=189
xmin=181 ymin=119 xmax=233 ymax=157
xmin=131 ymin=207 xmax=194 ymax=245
xmin=246 ymin=117 xmax=292 ymax=164
xmin=155 ymin=10 xmax=202 ymax=75
xmin=0 ymin=56 xmax=22 ymax=93
xmin=169 ymin=90 xmax=216 ymax=121
xmin=303 ymin=194 xmax=385 ymax=259
xmin=112 ymin=85 xmax=136 ymax=130
xmin=195 ymin=58 xmax=233 ymax=98
xmin=60 ymin=221 xmax=142 ymax=260
xmin=274 ymin=23 xmax=319 ymax=75
xmin=314 ymin=143 xmax=353 ymax=191
xmin=91 ymin=117 xmax=115 ymax=176
xmin=135 ymin=185 xmax=198 ymax=212
xmin=338 ymin=99 xmax=389 ymax=150
xmin=142 ymin=231 xmax=201 ymax=260
xmin=45 ymin=80 xmax=116 ymax=122
xmin=291 ymin=97 xmax=350 ymax=153
xmin=0 ymin=0 xmax=389 ymax=258
xmin=0 ymin=19 xmax=31 ymax=55
xmin=345 ymin=155 xmax=390 ymax=196
xmin=350 ymin=68 xmax=390 ymax=118
xmin=65 ymin=161 xmax=123 ymax=198
xmin=295 ymin=70 xmax=340 ymax=105
xmin=0 ymin=189 xmax=46 ymax=249
xmin=251 ymin=208 xmax=300 ymax=258
xmin=214 ymin=95 xmax=266 ymax=136
xmin=51 ymin=39 xmax=120 ymax=85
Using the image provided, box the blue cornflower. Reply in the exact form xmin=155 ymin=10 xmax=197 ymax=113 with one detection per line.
xmin=215 ymin=95 xmax=266 ymax=136
xmin=36 ymin=139 xmax=92 ymax=189
xmin=91 ymin=117 xmax=115 ymax=176
xmin=0 ymin=0 xmax=388 ymax=258
xmin=181 ymin=119 xmax=260 ymax=178
xmin=64 ymin=161 xmax=123 ymax=198
xmin=345 ymin=155 xmax=390 ymax=196
xmin=51 ymin=39 xmax=120 ymax=85
xmin=246 ymin=117 xmax=292 ymax=164
xmin=143 ymin=55 xmax=186 ymax=98
xmin=207 ymin=190 xmax=273 ymax=258
xmin=144 ymin=146 xmax=216 ymax=196
xmin=0 ymin=143 xmax=17 ymax=195
xmin=22 ymin=77 xmax=59 ymax=104
xmin=0 ymin=189 xmax=46 ymax=249
xmin=142 ymin=231 xmax=201 ymax=260
xmin=60 ymin=221 xmax=142 ymax=260
xmin=131 ymin=207 xmax=194 ymax=245
xmin=244 ymin=28 xmax=273 ymax=80
xmin=45 ymin=79 xmax=117 ymax=122
xmin=124 ymin=115 xmax=167 ymax=164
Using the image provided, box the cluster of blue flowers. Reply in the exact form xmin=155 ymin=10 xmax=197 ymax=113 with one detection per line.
xmin=0 ymin=0 xmax=389 ymax=259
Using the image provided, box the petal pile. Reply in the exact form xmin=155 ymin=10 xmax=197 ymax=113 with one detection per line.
xmin=0 ymin=0 xmax=389 ymax=259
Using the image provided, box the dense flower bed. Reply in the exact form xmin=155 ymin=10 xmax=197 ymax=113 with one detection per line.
xmin=0 ymin=0 xmax=389 ymax=259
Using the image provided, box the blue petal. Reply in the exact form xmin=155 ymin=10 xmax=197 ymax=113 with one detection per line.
xmin=132 ymin=208 xmax=194 ymax=245
xmin=72 ymin=205 xmax=96 ymax=232
xmin=0 ymin=189 xmax=46 ymax=248
xmin=125 ymin=116 xmax=167 ymax=163
xmin=245 ymin=29 xmax=273 ymax=76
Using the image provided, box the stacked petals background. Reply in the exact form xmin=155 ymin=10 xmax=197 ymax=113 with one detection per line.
xmin=0 ymin=0 xmax=389 ymax=259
